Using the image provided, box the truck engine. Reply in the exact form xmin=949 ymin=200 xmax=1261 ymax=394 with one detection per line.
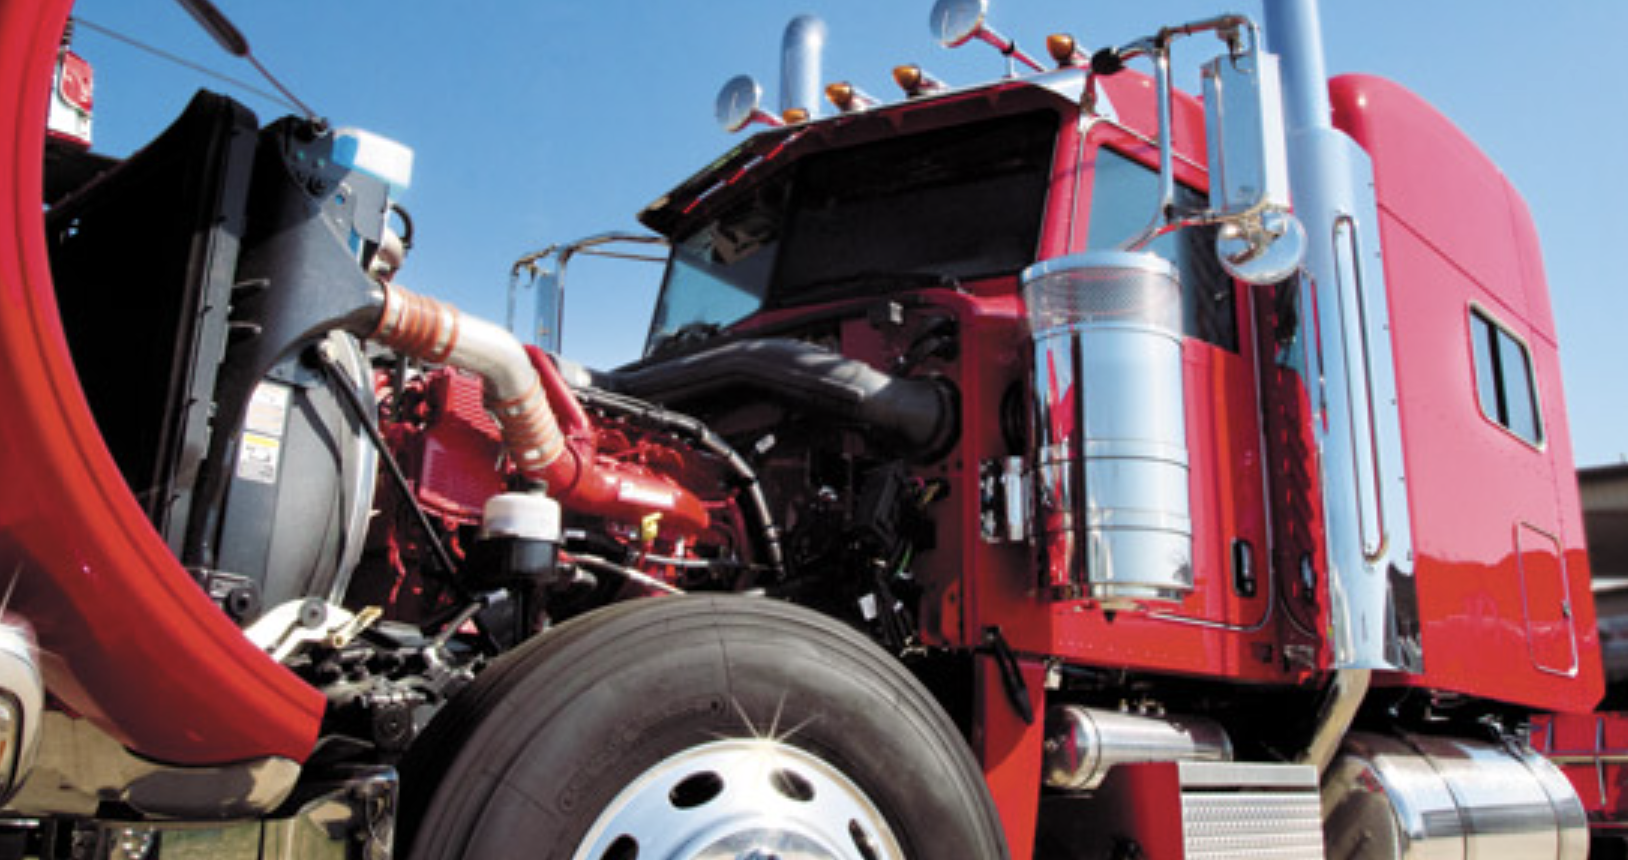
xmin=0 ymin=0 xmax=1619 ymax=858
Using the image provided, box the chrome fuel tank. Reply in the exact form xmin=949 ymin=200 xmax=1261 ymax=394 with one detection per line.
xmin=1322 ymin=732 xmax=1587 ymax=860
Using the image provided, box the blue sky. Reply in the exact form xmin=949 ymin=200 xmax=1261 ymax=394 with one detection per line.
xmin=67 ymin=1 xmax=1628 ymax=466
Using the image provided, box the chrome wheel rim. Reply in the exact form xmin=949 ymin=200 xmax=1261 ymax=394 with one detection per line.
xmin=573 ymin=738 xmax=904 ymax=860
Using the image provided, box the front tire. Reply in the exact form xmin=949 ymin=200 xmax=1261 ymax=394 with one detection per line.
xmin=400 ymin=595 xmax=1008 ymax=859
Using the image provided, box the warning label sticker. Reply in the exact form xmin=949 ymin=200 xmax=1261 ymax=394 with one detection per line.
xmin=245 ymin=383 xmax=292 ymax=437
xmin=237 ymin=432 xmax=282 ymax=485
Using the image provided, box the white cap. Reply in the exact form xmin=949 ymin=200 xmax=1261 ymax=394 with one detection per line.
xmin=480 ymin=492 xmax=561 ymax=542
xmin=332 ymin=127 xmax=414 ymax=197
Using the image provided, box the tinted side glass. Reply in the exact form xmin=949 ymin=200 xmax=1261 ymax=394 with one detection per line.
xmin=1087 ymin=148 xmax=1236 ymax=351
xmin=1469 ymin=307 xmax=1543 ymax=445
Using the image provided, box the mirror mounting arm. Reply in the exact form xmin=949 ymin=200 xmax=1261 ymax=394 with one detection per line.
xmin=1105 ymin=14 xmax=1299 ymax=282
xmin=973 ymin=29 xmax=1045 ymax=75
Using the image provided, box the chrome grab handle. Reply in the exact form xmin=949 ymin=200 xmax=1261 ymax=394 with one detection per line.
xmin=1333 ymin=214 xmax=1388 ymax=563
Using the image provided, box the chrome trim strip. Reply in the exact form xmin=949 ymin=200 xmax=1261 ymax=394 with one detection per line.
xmin=1296 ymin=668 xmax=1369 ymax=773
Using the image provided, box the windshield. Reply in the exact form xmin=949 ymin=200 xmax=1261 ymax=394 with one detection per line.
xmin=774 ymin=111 xmax=1057 ymax=302
xmin=646 ymin=110 xmax=1059 ymax=355
xmin=646 ymin=206 xmax=782 ymax=354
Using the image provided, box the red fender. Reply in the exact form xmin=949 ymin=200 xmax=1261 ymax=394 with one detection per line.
xmin=0 ymin=0 xmax=323 ymax=764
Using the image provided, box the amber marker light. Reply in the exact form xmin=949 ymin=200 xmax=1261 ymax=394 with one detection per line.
xmin=1047 ymin=33 xmax=1082 ymax=67
xmin=825 ymin=81 xmax=879 ymax=113
xmin=893 ymin=64 xmax=923 ymax=93
xmin=826 ymin=82 xmax=856 ymax=111
xmin=892 ymin=65 xmax=946 ymax=97
xmin=781 ymin=107 xmax=810 ymax=124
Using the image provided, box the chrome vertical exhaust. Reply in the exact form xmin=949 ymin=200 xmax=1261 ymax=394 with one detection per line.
xmin=780 ymin=15 xmax=827 ymax=120
xmin=1261 ymin=0 xmax=1419 ymax=673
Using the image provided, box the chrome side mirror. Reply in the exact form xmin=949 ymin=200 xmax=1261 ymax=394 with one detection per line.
xmin=929 ymin=0 xmax=1043 ymax=73
xmin=1202 ymin=39 xmax=1304 ymax=283
xmin=930 ymin=0 xmax=987 ymax=47
xmin=1202 ymin=43 xmax=1289 ymax=221
xmin=715 ymin=75 xmax=784 ymax=133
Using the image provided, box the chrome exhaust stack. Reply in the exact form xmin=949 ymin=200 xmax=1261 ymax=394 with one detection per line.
xmin=779 ymin=15 xmax=827 ymax=121
xmin=1260 ymin=0 xmax=1420 ymax=674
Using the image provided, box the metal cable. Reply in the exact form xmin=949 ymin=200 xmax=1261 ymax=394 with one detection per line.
xmin=71 ymin=17 xmax=303 ymax=115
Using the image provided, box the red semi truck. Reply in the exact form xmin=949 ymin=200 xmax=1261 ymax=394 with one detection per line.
xmin=0 ymin=0 xmax=1619 ymax=857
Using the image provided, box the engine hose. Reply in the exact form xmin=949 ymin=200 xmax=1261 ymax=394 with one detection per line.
xmin=570 ymin=384 xmax=786 ymax=585
xmin=368 ymin=283 xmax=710 ymax=537
xmin=569 ymin=554 xmax=685 ymax=596
xmin=390 ymin=201 xmax=415 ymax=250
xmin=369 ymin=282 xmax=570 ymax=488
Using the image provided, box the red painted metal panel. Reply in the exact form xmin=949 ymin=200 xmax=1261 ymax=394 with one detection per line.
xmin=1095 ymin=762 xmax=1188 ymax=860
xmin=1039 ymin=110 xmax=1082 ymax=261
xmin=927 ymin=82 xmax=1299 ymax=685
xmin=1332 ymin=74 xmax=1602 ymax=712
xmin=1332 ymin=77 xmax=1528 ymax=322
xmin=0 ymin=0 xmax=324 ymax=764
xmin=977 ymin=656 xmax=1046 ymax=860
xmin=943 ymin=286 xmax=1290 ymax=682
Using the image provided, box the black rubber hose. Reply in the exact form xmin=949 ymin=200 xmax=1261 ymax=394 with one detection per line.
xmin=595 ymin=338 xmax=958 ymax=461
xmin=570 ymin=385 xmax=786 ymax=584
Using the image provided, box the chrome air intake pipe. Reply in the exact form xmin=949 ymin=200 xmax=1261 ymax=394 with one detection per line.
xmin=1042 ymin=705 xmax=1232 ymax=791
xmin=369 ymin=282 xmax=709 ymax=536
xmin=1323 ymin=733 xmax=1587 ymax=860
xmin=372 ymin=282 xmax=568 ymax=485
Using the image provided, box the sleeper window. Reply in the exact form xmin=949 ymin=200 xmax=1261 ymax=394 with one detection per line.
xmin=1469 ymin=308 xmax=1542 ymax=445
